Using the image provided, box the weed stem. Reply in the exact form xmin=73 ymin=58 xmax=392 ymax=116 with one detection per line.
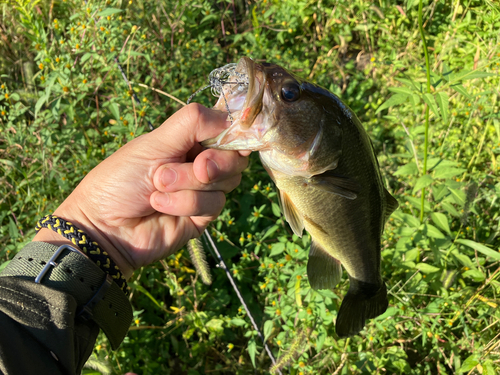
xmin=418 ymin=0 xmax=431 ymax=223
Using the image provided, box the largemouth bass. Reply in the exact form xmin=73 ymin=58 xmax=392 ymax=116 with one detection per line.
xmin=202 ymin=57 xmax=398 ymax=337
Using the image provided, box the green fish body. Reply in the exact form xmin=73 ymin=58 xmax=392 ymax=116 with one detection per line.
xmin=202 ymin=57 xmax=398 ymax=337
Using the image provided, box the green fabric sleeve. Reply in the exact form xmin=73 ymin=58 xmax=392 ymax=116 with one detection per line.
xmin=0 ymin=276 xmax=99 ymax=374
xmin=0 ymin=241 xmax=133 ymax=374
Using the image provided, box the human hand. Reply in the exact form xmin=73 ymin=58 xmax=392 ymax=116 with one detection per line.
xmin=34 ymin=104 xmax=248 ymax=278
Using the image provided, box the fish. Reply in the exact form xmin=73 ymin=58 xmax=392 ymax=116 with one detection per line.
xmin=201 ymin=57 xmax=398 ymax=337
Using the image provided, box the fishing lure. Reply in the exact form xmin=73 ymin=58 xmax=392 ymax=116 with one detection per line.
xmin=187 ymin=63 xmax=249 ymax=122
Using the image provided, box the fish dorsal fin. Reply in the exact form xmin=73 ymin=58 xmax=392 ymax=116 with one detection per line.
xmin=308 ymin=174 xmax=359 ymax=200
xmin=384 ymin=188 xmax=399 ymax=222
xmin=307 ymin=240 xmax=343 ymax=290
xmin=279 ymin=190 xmax=304 ymax=237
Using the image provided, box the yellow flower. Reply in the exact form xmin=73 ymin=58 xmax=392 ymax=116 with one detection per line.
xmin=39 ymin=63 xmax=44 ymax=69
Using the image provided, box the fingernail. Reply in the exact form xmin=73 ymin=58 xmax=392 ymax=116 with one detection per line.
xmin=161 ymin=168 xmax=177 ymax=187
xmin=155 ymin=192 xmax=170 ymax=207
xmin=206 ymin=159 xmax=219 ymax=182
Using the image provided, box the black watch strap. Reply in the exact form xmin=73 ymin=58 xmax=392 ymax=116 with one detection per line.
xmin=0 ymin=241 xmax=132 ymax=349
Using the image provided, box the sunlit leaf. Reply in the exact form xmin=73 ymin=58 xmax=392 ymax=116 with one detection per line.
xmin=456 ymin=239 xmax=500 ymax=261
xmin=422 ymin=93 xmax=440 ymax=119
xmin=416 ymin=263 xmax=440 ymax=274
xmin=247 ymin=338 xmax=257 ymax=368
xmin=413 ymin=174 xmax=433 ymax=194
xmin=430 ymin=212 xmax=451 ymax=235
xmin=435 ymin=92 xmax=449 ymax=123
xmin=375 ymin=93 xmax=408 ymax=114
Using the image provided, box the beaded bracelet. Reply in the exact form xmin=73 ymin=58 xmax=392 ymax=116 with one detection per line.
xmin=36 ymin=214 xmax=127 ymax=293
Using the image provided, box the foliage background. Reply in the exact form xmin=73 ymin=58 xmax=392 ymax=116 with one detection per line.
xmin=1 ymin=0 xmax=499 ymax=374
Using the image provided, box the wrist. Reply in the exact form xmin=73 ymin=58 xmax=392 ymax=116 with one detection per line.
xmin=34 ymin=202 xmax=135 ymax=280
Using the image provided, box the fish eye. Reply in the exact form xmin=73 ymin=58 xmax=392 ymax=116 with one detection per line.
xmin=281 ymin=82 xmax=300 ymax=102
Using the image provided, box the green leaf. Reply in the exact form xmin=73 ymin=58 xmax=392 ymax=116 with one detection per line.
xmin=269 ymin=242 xmax=285 ymax=257
xmin=453 ymin=70 xmax=496 ymax=81
xmin=409 ymin=94 xmax=421 ymax=114
xmin=35 ymin=93 xmax=47 ymax=117
xmin=459 ymin=355 xmax=479 ymax=372
xmin=200 ymin=14 xmax=218 ymax=24
xmin=392 ymin=211 xmax=421 ymax=228
xmin=8 ymin=217 xmax=18 ymax=239
xmin=416 ymin=263 xmax=440 ymax=274
xmin=433 ymin=167 xmax=466 ymax=179
xmin=450 ymin=84 xmax=472 ymax=98
xmin=134 ymin=284 xmax=163 ymax=309
xmin=462 ymin=269 xmax=485 ymax=282
xmin=375 ymin=93 xmax=408 ymax=114
xmin=206 ymin=318 xmax=224 ymax=334
xmin=451 ymin=249 xmax=475 ymax=269
xmin=263 ymin=320 xmax=273 ymax=341
xmin=231 ymin=318 xmax=247 ymax=326
xmin=97 ymin=8 xmax=123 ymax=17
xmin=482 ymin=360 xmax=496 ymax=375
xmin=262 ymin=225 xmax=279 ymax=241
xmin=109 ymin=102 xmax=120 ymax=120
xmin=448 ymin=188 xmax=466 ymax=206
xmin=271 ymin=202 xmax=281 ymax=217
xmin=247 ymin=338 xmax=257 ymax=368
xmin=431 ymin=212 xmax=451 ymax=235
xmin=413 ymin=174 xmax=433 ymax=194
xmin=393 ymin=162 xmax=419 ymax=176
xmin=435 ymin=92 xmax=449 ymax=123
xmin=456 ymin=239 xmax=500 ymax=261
xmin=422 ymin=93 xmax=440 ymax=119
xmin=316 ymin=327 xmax=326 ymax=351
xmin=81 ymin=52 xmax=93 ymax=64
xmin=388 ymin=87 xmax=414 ymax=95
xmin=424 ymin=224 xmax=446 ymax=239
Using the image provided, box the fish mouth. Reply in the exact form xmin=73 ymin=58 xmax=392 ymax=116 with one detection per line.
xmin=201 ymin=57 xmax=268 ymax=151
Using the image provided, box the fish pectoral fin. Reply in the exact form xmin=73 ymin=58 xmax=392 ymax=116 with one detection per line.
xmin=336 ymin=278 xmax=388 ymax=338
xmin=308 ymin=175 xmax=358 ymax=200
xmin=279 ymin=190 xmax=304 ymax=237
xmin=384 ymin=188 xmax=399 ymax=221
xmin=307 ymin=241 xmax=343 ymax=290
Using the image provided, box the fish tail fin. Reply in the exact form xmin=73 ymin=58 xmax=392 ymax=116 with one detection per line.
xmin=307 ymin=240 xmax=342 ymax=289
xmin=335 ymin=278 xmax=388 ymax=338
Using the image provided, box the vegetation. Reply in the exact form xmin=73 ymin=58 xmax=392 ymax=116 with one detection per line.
xmin=1 ymin=0 xmax=499 ymax=374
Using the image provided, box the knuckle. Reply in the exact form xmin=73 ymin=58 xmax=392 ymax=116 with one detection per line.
xmin=185 ymin=103 xmax=204 ymax=125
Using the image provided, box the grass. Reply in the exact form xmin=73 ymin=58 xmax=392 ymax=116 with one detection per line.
xmin=1 ymin=0 xmax=499 ymax=374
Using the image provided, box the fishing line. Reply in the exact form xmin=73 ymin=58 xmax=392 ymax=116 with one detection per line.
xmin=203 ymin=231 xmax=279 ymax=371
